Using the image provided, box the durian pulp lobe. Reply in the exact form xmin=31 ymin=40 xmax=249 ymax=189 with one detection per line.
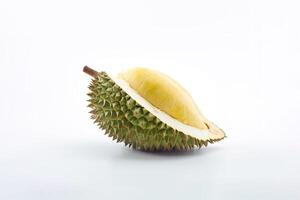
xmin=119 ymin=67 xmax=208 ymax=130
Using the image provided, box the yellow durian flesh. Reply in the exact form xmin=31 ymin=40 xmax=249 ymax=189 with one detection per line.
xmin=119 ymin=67 xmax=209 ymax=130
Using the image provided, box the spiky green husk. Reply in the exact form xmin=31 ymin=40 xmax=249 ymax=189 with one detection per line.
xmin=88 ymin=72 xmax=224 ymax=151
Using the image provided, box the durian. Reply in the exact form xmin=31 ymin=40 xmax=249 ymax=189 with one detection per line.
xmin=83 ymin=66 xmax=225 ymax=151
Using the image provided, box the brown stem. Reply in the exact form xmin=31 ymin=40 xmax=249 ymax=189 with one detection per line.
xmin=83 ymin=66 xmax=98 ymax=78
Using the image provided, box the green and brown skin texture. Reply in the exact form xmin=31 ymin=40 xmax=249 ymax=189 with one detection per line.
xmin=84 ymin=66 xmax=225 ymax=151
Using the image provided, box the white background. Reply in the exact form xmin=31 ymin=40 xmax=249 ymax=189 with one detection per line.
xmin=1 ymin=0 xmax=300 ymax=199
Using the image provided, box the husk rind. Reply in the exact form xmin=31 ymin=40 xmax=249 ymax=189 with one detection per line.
xmin=88 ymin=72 xmax=224 ymax=151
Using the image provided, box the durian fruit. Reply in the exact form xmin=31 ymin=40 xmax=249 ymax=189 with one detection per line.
xmin=84 ymin=66 xmax=225 ymax=151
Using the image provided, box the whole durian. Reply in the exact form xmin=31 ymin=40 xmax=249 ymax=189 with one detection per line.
xmin=84 ymin=66 xmax=225 ymax=151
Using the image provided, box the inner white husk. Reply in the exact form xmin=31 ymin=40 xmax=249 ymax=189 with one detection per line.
xmin=108 ymin=73 xmax=211 ymax=139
